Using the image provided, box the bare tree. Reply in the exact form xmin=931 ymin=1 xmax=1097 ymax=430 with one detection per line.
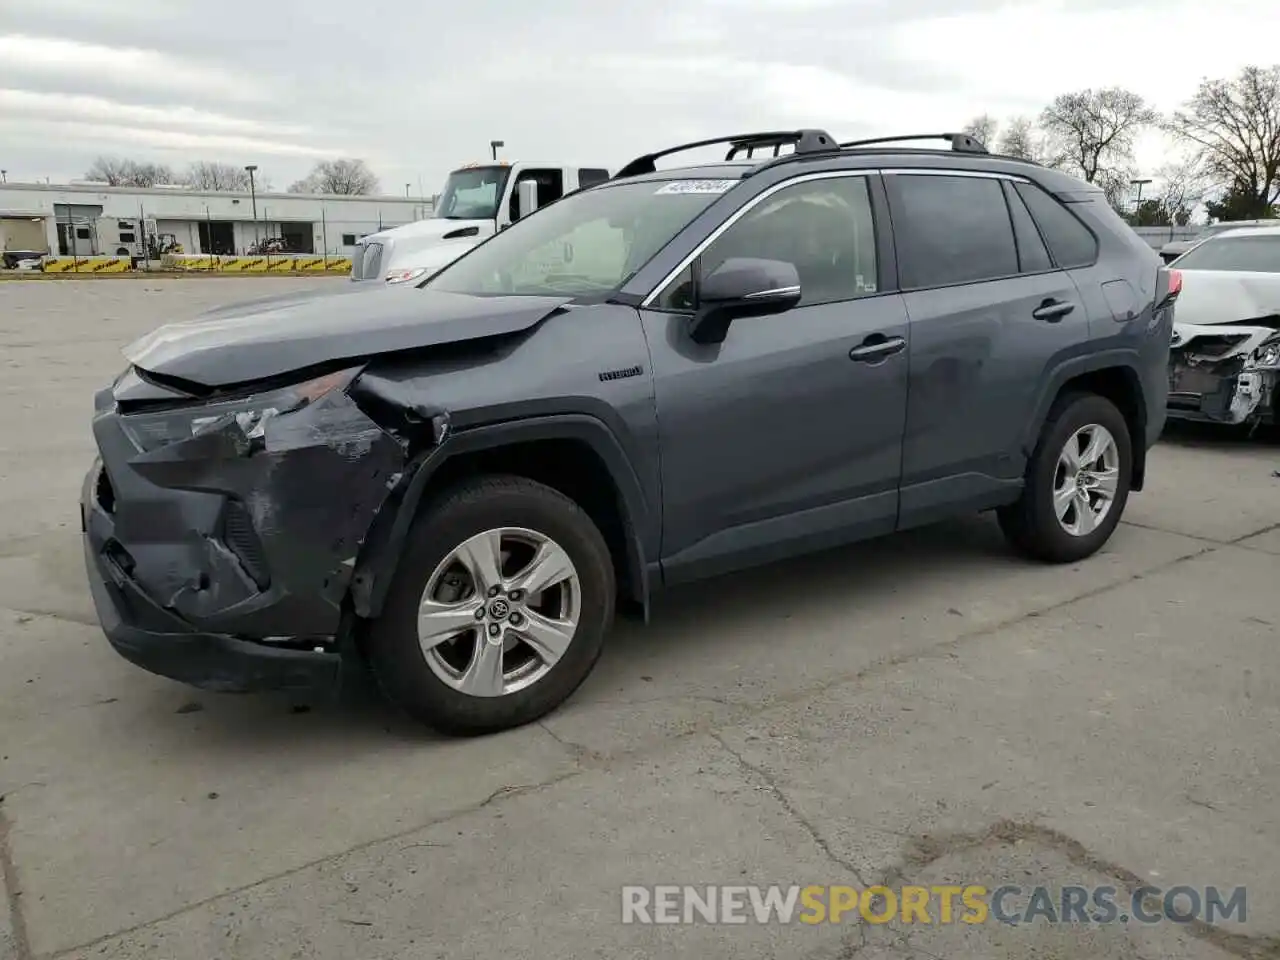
xmin=184 ymin=161 xmax=253 ymax=191
xmin=1039 ymin=87 xmax=1158 ymax=184
xmin=1166 ymin=65 xmax=1280 ymax=219
xmin=1153 ymin=156 xmax=1211 ymax=224
xmin=288 ymin=158 xmax=380 ymax=195
xmin=84 ymin=157 xmax=175 ymax=187
xmin=961 ymin=114 xmax=999 ymax=148
xmin=994 ymin=116 xmax=1044 ymax=161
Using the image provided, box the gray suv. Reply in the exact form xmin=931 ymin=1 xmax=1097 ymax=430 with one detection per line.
xmin=81 ymin=130 xmax=1179 ymax=735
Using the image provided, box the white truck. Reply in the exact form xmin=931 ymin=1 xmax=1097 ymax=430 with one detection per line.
xmin=350 ymin=160 xmax=611 ymax=284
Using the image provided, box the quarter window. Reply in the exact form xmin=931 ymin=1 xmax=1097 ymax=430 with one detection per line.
xmin=654 ymin=176 xmax=879 ymax=311
xmin=1013 ymin=181 xmax=1098 ymax=269
xmin=1002 ymin=181 xmax=1053 ymax=274
xmin=890 ymin=174 xmax=1018 ymax=288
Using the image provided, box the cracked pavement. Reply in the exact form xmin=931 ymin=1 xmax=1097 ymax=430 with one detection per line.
xmin=1 ymin=278 xmax=1278 ymax=960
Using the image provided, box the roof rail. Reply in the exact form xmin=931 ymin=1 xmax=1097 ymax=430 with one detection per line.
xmin=838 ymin=133 xmax=989 ymax=155
xmin=613 ymin=129 xmax=837 ymax=179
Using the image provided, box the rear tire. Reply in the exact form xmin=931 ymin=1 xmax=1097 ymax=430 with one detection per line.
xmin=366 ymin=475 xmax=615 ymax=736
xmin=998 ymin=392 xmax=1133 ymax=563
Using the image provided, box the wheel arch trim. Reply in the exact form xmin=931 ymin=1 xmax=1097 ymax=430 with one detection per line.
xmin=1022 ymin=350 xmax=1149 ymax=490
xmin=349 ymin=413 xmax=653 ymax=621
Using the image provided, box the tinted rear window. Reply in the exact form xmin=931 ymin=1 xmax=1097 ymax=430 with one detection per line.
xmin=1173 ymin=235 xmax=1280 ymax=273
xmin=1013 ymin=182 xmax=1098 ymax=269
xmin=889 ymin=174 xmax=1018 ymax=288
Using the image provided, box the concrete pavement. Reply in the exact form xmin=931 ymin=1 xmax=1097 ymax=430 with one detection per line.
xmin=1 ymin=279 xmax=1277 ymax=959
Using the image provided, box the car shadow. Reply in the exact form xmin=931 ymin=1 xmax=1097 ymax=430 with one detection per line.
xmin=120 ymin=512 xmax=1024 ymax=751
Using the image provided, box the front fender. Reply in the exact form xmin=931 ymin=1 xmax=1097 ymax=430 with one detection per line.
xmin=349 ymin=413 xmax=654 ymax=620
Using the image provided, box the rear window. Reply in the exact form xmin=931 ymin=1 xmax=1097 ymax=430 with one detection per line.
xmin=888 ymin=174 xmax=1018 ymax=288
xmin=1173 ymin=235 xmax=1280 ymax=273
xmin=1013 ymin=182 xmax=1098 ymax=269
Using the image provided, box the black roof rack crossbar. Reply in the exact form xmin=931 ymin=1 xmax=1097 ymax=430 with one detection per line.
xmin=838 ymin=133 xmax=989 ymax=155
xmin=613 ymin=129 xmax=836 ymax=179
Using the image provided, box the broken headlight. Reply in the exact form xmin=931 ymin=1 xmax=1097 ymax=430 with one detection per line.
xmin=120 ymin=368 xmax=359 ymax=453
xmin=1251 ymin=339 xmax=1280 ymax=369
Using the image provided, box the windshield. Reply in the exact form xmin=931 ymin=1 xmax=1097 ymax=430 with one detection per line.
xmin=434 ymin=166 xmax=512 ymax=220
xmin=424 ymin=178 xmax=736 ymax=297
xmin=1174 ymin=235 xmax=1280 ymax=273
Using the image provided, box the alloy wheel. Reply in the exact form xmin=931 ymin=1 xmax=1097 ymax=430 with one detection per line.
xmin=1052 ymin=423 xmax=1120 ymax=537
xmin=416 ymin=527 xmax=581 ymax=697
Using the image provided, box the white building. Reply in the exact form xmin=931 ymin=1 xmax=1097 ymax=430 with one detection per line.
xmin=0 ymin=180 xmax=433 ymax=259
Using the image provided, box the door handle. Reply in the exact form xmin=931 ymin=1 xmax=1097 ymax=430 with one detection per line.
xmin=1032 ymin=299 xmax=1075 ymax=322
xmin=849 ymin=334 xmax=906 ymax=362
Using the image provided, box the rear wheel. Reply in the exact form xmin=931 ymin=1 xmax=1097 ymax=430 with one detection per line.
xmin=998 ymin=393 xmax=1132 ymax=563
xmin=366 ymin=476 xmax=615 ymax=735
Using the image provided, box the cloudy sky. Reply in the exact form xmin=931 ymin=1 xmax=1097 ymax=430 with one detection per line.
xmin=1 ymin=0 xmax=1276 ymax=196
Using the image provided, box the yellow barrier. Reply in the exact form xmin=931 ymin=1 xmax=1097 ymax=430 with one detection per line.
xmin=162 ymin=254 xmax=216 ymax=271
xmin=153 ymin=253 xmax=352 ymax=273
xmin=42 ymin=256 xmax=131 ymax=273
xmin=218 ymin=256 xmax=270 ymax=273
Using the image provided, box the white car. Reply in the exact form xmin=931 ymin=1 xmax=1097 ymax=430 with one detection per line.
xmin=1167 ymin=226 xmax=1280 ymax=427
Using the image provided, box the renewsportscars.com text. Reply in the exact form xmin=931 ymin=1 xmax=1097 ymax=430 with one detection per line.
xmin=621 ymin=884 xmax=1247 ymax=926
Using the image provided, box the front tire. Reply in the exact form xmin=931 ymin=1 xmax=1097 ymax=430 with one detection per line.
xmin=366 ymin=475 xmax=615 ymax=735
xmin=998 ymin=392 xmax=1133 ymax=563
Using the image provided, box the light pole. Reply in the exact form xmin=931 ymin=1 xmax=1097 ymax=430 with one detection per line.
xmin=490 ymin=140 xmax=504 ymax=162
xmin=245 ymin=164 xmax=259 ymax=251
xmin=405 ymin=183 xmax=411 ymax=198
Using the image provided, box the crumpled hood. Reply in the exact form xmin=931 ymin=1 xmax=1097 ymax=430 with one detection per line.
xmin=1173 ymin=269 xmax=1280 ymax=327
xmin=123 ymin=285 xmax=572 ymax=388
xmin=1170 ymin=269 xmax=1280 ymax=359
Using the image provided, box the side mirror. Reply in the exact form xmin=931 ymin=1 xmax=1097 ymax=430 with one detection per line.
xmin=690 ymin=257 xmax=801 ymax=344
xmin=516 ymin=180 xmax=539 ymax=220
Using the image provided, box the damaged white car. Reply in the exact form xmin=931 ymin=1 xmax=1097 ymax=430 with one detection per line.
xmin=1167 ymin=226 xmax=1280 ymax=428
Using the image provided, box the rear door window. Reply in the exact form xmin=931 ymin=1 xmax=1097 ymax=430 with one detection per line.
xmin=1013 ymin=181 xmax=1098 ymax=269
xmin=888 ymin=174 xmax=1018 ymax=288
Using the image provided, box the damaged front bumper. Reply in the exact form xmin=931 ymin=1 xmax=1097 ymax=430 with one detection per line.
xmin=81 ymin=369 xmax=408 ymax=693
xmin=1167 ymin=329 xmax=1280 ymax=427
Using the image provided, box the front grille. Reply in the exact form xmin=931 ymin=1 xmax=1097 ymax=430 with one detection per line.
xmin=220 ymin=499 xmax=271 ymax=590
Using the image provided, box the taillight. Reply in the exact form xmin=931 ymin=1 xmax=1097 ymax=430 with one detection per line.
xmin=1156 ymin=267 xmax=1182 ymax=309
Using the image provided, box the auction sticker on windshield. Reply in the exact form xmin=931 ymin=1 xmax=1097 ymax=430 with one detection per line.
xmin=655 ymin=180 xmax=738 ymax=195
